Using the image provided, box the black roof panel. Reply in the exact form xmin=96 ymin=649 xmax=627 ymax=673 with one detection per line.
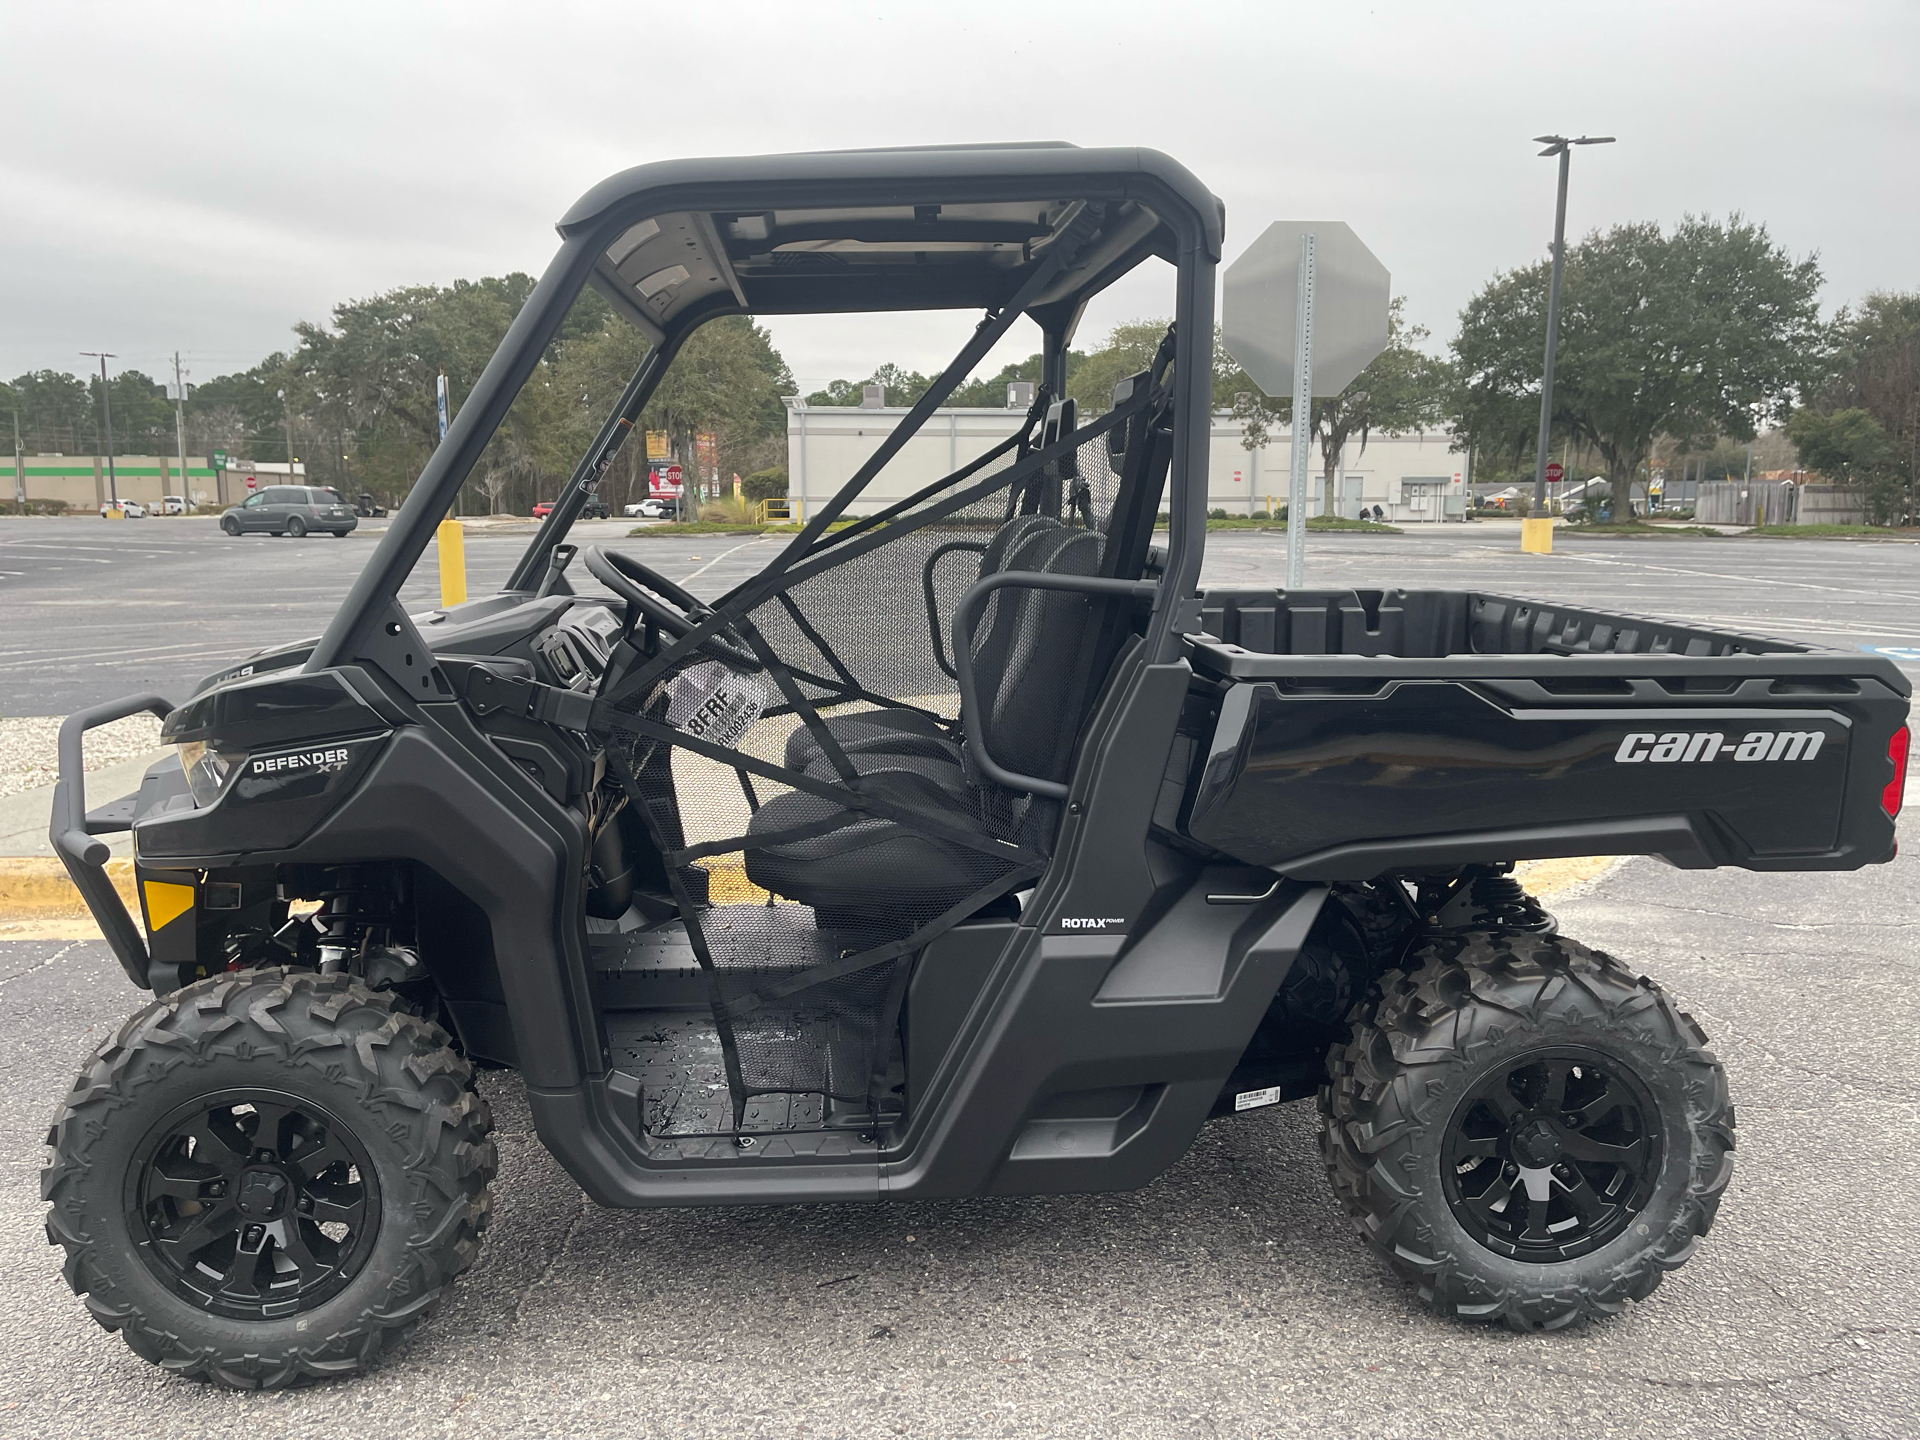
xmin=554 ymin=145 xmax=1221 ymax=333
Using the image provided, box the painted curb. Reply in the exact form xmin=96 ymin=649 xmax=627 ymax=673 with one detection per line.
xmin=0 ymin=856 xmax=136 ymax=915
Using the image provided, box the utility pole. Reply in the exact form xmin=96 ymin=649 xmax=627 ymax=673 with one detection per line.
xmin=11 ymin=405 xmax=24 ymax=510
xmin=1524 ymin=135 xmax=1613 ymax=551
xmin=171 ymin=353 xmax=191 ymax=508
xmin=81 ymin=352 xmax=119 ymax=505
xmin=277 ymin=388 xmax=296 ymax=485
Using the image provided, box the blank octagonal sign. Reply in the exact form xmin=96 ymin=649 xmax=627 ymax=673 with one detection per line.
xmin=1223 ymin=221 xmax=1390 ymax=398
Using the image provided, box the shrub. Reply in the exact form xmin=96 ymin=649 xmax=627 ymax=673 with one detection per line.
xmin=742 ymin=467 xmax=788 ymax=502
xmin=0 ymin=498 xmax=69 ymax=516
xmin=700 ymin=495 xmax=756 ymax=524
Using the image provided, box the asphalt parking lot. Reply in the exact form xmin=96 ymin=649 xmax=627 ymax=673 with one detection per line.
xmin=4 ymin=515 xmax=1919 ymax=713
xmin=1 ymin=515 xmax=1917 ymax=1437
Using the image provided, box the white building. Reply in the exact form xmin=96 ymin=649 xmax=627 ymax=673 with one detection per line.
xmin=786 ymin=399 xmax=1469 ymax=523
xmin=1204 ymin=419 xmax=1468 ymax=523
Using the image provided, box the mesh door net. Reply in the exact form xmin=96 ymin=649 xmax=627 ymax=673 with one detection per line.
xmin=593 ymin=378 xmax=1162 ymax=1133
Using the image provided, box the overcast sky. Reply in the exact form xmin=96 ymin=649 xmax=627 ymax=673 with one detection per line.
xmin=6 ymin=0 xmax=1916 ymax=396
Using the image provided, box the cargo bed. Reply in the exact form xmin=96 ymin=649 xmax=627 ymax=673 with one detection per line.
xmin=1175 ymin=587 xmax=1910 ymax=879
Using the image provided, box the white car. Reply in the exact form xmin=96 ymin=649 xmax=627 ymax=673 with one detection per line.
xmin=624 ymin=497 xmax=673 ymax=519
xmin=160 ymin=495 xmax=187 ymax=515
xmin=100 ymin=500 xmax=148 ymax=518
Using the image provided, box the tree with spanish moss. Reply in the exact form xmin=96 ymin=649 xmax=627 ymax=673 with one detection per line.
xmin=1450 ymin=215 xmax=1824 ymax=512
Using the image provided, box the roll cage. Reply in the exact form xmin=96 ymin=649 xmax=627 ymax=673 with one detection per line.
xmin=306 ymin=143 xmax=1224 ymax=679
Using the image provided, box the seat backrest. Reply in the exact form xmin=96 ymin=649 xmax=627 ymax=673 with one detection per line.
xmin=960 ymin=367 xmax=1168 ymax=790
xmin=965 ymin=514 xmax=1104 ymax=786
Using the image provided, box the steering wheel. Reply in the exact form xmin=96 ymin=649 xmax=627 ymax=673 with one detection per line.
xmin=581 ymin=545 xmax=759 ymax=668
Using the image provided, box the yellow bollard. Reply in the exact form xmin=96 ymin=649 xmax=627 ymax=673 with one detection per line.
xmin=1520 ymin=516 xmax=1554 ymax=554
xmin=436 ymin=518 xmax=467 ymax=607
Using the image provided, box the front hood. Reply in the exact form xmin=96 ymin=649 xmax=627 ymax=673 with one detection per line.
xmin=192 ymin=638 xmax=316 ymax=698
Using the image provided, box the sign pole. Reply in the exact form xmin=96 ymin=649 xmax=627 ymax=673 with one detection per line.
xmin=1285 ymin=232 xmax=1316 ymax=590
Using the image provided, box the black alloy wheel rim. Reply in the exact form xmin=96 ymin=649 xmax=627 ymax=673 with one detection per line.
xmin=130 ymin=1089 xmax=381 ymax=1320
xmin=1441 ymin=1047 xmax=1662 ymax=1263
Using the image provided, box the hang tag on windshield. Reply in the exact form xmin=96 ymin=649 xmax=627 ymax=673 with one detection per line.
xmin=664 ymin=660 xmax=768 ymax=751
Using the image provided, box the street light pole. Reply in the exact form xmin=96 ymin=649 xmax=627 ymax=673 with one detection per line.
xmin=172 ymin=353 xmax=191 ymax=508
xmin=81 ymin=352 xmax=119 ymax=506
xmin=277 ymin=388 xmax=296 ymax=486
xmin=1523 ymin=135 xmax=1613 ymax=552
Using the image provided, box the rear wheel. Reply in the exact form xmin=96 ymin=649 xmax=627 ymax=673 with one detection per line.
xmin=220 ymin=515 xmax=241 ymax=536
xmin=1318 ymin=931 xmax=1733 ymax=1330
xmin=287 ymin=516 xmax=307 ymax=538
xmin=44 ymin=969 xmax=495 ymax=1387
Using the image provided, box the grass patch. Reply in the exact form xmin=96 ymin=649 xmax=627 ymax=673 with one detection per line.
xmin=1190 ymin=515 xmax=1402 ymax=534
xmin=636 ymin=514 xmax=1409 ymax=540
xmin=1562 ymin=522 xmax=1723 ymax=538
xmin=625 ymin=520 xmax=858 ymax=538
xmin=1741 ymin=524 xmax=1920 ymax=540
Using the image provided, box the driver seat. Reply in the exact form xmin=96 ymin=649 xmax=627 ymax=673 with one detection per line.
xmin=742 ymin=515 xmax=1104 ymax=917
xmin=778 ymin=511 xmax=1068 ymax=778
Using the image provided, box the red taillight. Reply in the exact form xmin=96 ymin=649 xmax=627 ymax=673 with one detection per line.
xmin=1885 ymin=725 xmax=1911 ymax=818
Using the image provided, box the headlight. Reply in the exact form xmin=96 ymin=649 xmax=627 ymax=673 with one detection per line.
xmin=178 ymin=741 xmax=245 ymax=807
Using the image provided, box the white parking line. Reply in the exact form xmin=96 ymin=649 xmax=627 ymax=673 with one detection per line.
xmin=675 ymin=536 xmax=775 ymax=586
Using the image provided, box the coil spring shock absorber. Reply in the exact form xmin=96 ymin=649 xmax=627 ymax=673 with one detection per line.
xmin=1465 ymin=867 xmax=1555 ymax=933
xmin=310 ymin=866 xmax=394 ymax=973
xmin=1424 ymin=864 xmax=1557 ymax=934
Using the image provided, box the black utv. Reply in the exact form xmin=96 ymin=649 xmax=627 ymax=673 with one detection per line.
xmin=46 ymin=145 xmax=1910 ymax=1387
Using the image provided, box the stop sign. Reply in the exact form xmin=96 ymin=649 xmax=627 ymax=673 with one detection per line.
xmin=1545 ymin=462 xmax=1564 ymax=484
xmin=649 ymin=462 xmax=685 ymax=499
xmin=1222 ymin=221 xmax=1391 ymax=398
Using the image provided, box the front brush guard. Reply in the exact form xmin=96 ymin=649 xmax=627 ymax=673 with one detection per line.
xmin=48 ymin=693 xmax=175 ymax=986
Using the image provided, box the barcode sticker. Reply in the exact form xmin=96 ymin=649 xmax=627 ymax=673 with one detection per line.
xmin=1234 ymin=1086 xmax=1282 ymax=1112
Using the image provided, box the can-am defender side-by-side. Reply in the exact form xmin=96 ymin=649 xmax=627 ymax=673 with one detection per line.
xmin=45 ymin=146 xmax=1909 ymax=1386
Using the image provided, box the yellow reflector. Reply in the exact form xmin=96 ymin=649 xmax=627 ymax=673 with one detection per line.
xmin=143 ymin=880 xmax=195 ymax=932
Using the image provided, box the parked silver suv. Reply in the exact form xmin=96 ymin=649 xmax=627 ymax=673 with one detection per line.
xmin=219 ymin=485 xmax=358 ymax=538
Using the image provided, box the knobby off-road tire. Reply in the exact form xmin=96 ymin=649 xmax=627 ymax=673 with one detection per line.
xmin=1318 ymin=930 xmax=1733 ymax=1331
xmin=44 ymin=969 xmax=496 ymax=1387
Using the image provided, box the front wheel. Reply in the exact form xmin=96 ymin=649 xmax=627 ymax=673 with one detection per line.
xmin=1319 ymin=931 xmax=1733 ymax=1331
xmin=286 ymin=516 xmax=307 ymax=538
xmin=220 ymin=516 xmax=241 ymax=536
xmin=44 ymin=970 xmax=495 ymax=1387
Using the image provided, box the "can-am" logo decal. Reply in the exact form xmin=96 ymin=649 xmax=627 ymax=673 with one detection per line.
xmin=1614 ymin=730 xmax=1827 ymax=764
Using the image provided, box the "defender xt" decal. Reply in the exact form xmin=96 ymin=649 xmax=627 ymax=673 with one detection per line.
xmin=1614 ymin=730 xmax=1827 ymax=764
xmin=250 ymin=747 xmax=355 ymax=776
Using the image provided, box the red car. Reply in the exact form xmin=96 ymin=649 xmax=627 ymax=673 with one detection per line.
xmin=532 ymin=498 xmax=609 ymax=520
